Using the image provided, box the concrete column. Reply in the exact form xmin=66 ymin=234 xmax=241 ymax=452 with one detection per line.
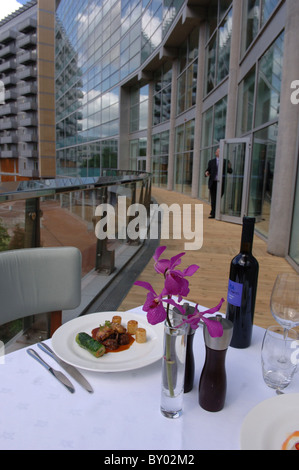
xmin=268 ymin=0 xmax=299 ymax=257
xmin=225 ymin=0 xmax=242 ymax=139
xmin=192 ymin=23 xmax=206 ymax=199
xmin=167 ymin=58 xmax=179 ymax=191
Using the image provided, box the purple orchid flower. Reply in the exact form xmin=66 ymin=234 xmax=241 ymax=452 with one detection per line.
xmin=179 ymin=299 xmax=226 ymax=337
xmin=134 ymin=281 xmax=185 ymax=325
xmin=153 ymin=246 xmax=199 ymax=300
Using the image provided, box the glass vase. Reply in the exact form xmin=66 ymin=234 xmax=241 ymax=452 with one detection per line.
xmin=160 ymin=318 xmax=187 ymax=419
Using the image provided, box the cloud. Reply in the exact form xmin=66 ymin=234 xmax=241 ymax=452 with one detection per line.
xmin=0 ymin=1 xmax=23 ymax=21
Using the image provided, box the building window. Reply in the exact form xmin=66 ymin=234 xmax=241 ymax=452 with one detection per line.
xmin=199 ymin=97 xmax=227 ymax=202
xmin=236 ymin=32 xmax=284 ymax=237
xmin=177 ymin=28 xmax=199 ymax=115
xmin=129 ymin=138 xmax=147 ymax=170
xmin=130 ymin=85 xmax=149 ymax=133
xmin=241 ymin=0 xmax=281 ymax=56
xmin=236 ymin=67 xmax=256 ymax=136
xmin=204 ymin=6 xmax=232 ymax=95
xmin=153 ymin=62 xmax=172 ymax=126
xmin=152 ymin=131 xmax=169 ymax=188
xmin=248 ymin=123 xmax=278 ymax=237
xmin=174 ymin=120 xmax=194 ymax=195
xmin=255 ymin=32 xmax=284 ymax=128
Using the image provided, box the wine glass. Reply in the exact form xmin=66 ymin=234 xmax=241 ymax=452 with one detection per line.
xmin=261 ymin=325 xmax=298 ymax=394
xmin=270 ymin=273 xmax=299 ymax=334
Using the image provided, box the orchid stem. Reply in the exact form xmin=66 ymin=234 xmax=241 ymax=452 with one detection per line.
xmin=165 ymin=298 xmax=175 ymax=397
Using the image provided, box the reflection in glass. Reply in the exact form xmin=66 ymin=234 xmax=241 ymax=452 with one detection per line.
xmin=249 ymin=123 xmax=277 ymax=237
xmin=289 ymin=159 xmax=299 ymax=267
xmin=220 ymin=142 xmax=245 ymax=218
xmin=217 ymin=8 xmax=233 ymax=83
xmin=236 ymin=67 xmax=256 ymax=136
xmin=255 ymin=32 xmax=284 ymax=128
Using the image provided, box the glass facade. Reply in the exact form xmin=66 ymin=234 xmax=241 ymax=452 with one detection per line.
xmin=54 ymin=0 xmax=298 ymax=270
xmin=55 ymin=0 xmax=184 ymax=177
xmin=236 ymin=32 xmax=284 ymax=237
xmin=241 ymin=0 xmax=281 ymax=56
xmin=289 ymin=159 xmax=299 ymax=266
xmin=204 ymin=4 xmax=232 ymax=95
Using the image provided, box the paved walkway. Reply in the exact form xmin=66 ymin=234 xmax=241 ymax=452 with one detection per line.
xmin=119 ymin=187 xmax=297 ymax=331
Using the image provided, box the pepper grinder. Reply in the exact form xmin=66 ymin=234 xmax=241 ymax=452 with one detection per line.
xmin=198 ymin=315 xmax=233 ymax=412
xmin=173 ymin=303 xmax=196 ymax=393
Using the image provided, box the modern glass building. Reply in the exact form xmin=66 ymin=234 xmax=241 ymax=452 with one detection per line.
xmin=55 ymin=0 xmax=299 ymax=270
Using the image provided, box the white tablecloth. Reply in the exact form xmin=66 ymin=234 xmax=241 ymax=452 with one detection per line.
xmin=0 ymin=306 xmax=298 ymax=451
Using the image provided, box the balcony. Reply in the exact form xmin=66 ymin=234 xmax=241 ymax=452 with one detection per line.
xmin=18 ymin=83 xmax=37 ymax=96
xmin=18 ymin=148 xmax=38 ymax=158
xmin=0 ymin=59 xmax=17 ymax=73
xmin=18 ymin=99 xmax=37 ymax=112
xmin=18 ymin=131 xmax=37 ymax=142
xmin=1 ymin=74 xmax=17 ymax=87
xmin=0 ymin=133 xmax=18 ymax=144
xmin=18 ymin=34 xmax=37 ymax=50
xmin=17 ymin=51 xmax=37 ymax=65
xmin=1 ymin=149 xmax=18 ymax=158
xmin=0 ymin=29 xmax=17 ymax=45
xmin=18 ymin=116 xmax=38 ymax=127
xmin=0 ymin=44 xmax=17 ymax=59
xmin=4 ymin=89 xmax=18 ymax=101
xmin=18 ymin=18 xmax=37 ymax=34
xmin=0 ymin=118 xmax=18 ymax=130
xmin=0 ymin=104 xmax=18 ymax=116
xmin=17 ymin=66 xmax=37 ymax=81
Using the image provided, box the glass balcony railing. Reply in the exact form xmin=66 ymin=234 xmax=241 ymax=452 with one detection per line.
xmin=0 ymin=170 xmax=152 ymax=348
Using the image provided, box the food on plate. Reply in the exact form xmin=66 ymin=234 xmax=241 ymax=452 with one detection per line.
xmin=136 ymin=327 xmax=146 ymax=343
xmin=127 ymin=319 xmax=138 ymax=335
xmin=112 ymin=315 xmax=122 ymax=324
xmin=76 ymin=332 xmax=106 ymax=358
xmin=282 ymin=431 xmax=299 ymax=450
xmin=76 ymin=316 xmax=147 ymax=358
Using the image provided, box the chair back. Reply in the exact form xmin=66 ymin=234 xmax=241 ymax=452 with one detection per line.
xmin=0 ymin=247 xmax=82 ymax=334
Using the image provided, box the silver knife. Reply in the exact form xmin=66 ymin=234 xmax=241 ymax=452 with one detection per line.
xmin=38 ymin=342 xmax=94 ymax=393
xmin=27 ymin=348 xmax=75 ymax=394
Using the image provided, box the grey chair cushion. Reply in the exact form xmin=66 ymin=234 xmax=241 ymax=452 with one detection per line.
xmin=0 ymin=247 xmax=82 ymax=325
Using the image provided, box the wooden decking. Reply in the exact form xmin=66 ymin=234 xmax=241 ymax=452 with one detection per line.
xmin=119 ymin=187 xmax=297 ymax=330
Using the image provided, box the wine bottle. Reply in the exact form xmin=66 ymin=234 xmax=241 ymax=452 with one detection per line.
xmin=226 ymin=217 xmax=259 ymax=349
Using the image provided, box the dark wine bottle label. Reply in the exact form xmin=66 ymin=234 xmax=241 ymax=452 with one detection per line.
xmin=227 ymin=279 xmax=243 ymax=307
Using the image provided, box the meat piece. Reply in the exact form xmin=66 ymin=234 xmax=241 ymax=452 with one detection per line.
xmin=119 ymin=333 xmax=130 ymax=345
xmin=96 ymin=325 xmax=114 ymax=342
xmin=110 ymin=322 xmax=126 ymax=334
xmin=102 ymin=338 xmax=119 ymax=350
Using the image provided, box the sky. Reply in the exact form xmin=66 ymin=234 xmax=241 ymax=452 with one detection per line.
xmin=0 ymin=0 xmax=28 ymax=22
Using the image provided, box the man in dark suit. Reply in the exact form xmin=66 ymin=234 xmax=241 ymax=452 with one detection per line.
xmin=205 ymin=148 xmax=232 ymax=219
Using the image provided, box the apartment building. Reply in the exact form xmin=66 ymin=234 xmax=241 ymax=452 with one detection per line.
xmin=0 ymin=0 xmax=55 ymax=181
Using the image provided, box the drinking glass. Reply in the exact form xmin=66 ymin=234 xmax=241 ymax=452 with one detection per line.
xmin=261 ymin=326 xmax=298 ymax=392
xmin=270 ymin=273 xmax=299 ymax=332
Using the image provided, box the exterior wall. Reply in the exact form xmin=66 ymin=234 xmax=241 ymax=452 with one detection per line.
xmin=37 ymin=0 xmax=56 ymax=178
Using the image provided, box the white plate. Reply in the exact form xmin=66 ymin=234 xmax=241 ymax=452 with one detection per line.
xmin=51 ymin=311 xmax=164 ymax=372
xmin=240 ymin=394 xmax=299 ymax=450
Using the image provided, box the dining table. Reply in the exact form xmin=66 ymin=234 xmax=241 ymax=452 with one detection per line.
xmin=0 ymin=304 xmax=298 ymax=452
